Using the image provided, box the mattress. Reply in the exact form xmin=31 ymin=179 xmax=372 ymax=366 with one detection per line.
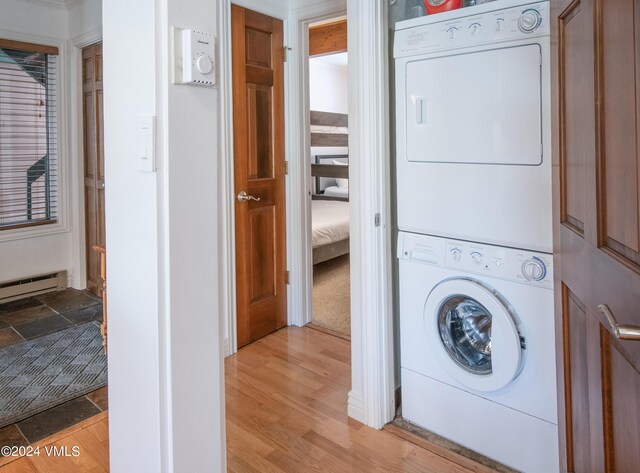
xmin=312 ymin=200 xmax=350 ymax=248
xmin=323 ymin=186 xmax=349 ymax=198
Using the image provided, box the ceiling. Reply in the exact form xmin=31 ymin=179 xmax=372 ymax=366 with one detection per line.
xmin=15 ymin=0 xmax=82 ymax=9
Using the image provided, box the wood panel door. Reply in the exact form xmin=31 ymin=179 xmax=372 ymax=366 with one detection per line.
xmin=82 ymin=42 xmax=105 ymax=297
xmin=552 ymin=1 xmax=640 ymax=471
xmin=231 ymin=6 xmax=287 ymax=348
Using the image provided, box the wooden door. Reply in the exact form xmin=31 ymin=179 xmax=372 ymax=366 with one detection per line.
xmin=82 ymin=42 xmax=105 ymax=297
xmin=552 ymin=1 xmax=640 ymax=471
xmin=232 ymin=5 xmax=287 ymax=348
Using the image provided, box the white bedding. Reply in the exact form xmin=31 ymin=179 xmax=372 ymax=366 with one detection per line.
xmin=323 ymin=186 xmax=349 ymax=198
xmin=312 ymin=200 xmax=350 ymax=248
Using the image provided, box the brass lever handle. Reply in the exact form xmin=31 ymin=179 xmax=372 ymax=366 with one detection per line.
xmin=598 ymin=304 xmax=640 ymax=341
xmin=237 ymin=191 xmax=261 ymax=203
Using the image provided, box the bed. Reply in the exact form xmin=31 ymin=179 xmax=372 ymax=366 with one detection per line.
xmin=312 ymin=199 xmax=350 ymax=264
xmin=309 ymin=110 xmax=350 ymax=264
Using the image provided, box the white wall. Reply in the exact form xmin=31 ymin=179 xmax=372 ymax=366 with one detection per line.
xmin=68 ymin=0 xmax=102 ymax=42
xmin=0 ymin=0 xmax=73 ymax=286
xmin=104 ymin=0 xmax=224 ymax=471
xmin=103 ymin=0 xmax=161 ymax=469
xmin=0 ymin=0 xmax=68 ymax=39
xmin=309 ymin=53 xmax=348 ymax=114
xmin=162 ymin=1 xmax=225 ymax=470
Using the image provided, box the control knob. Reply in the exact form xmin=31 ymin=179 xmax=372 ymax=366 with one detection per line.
xmin=196 ymin=54 xmax=214 ymax=75
xmin=522 ymin=257 xmax=547 ymax=281
xmin=469 ymin=23 xmax=481 ymax=36
xmin=518 ymin=9 xmax=542 ymax=33
xmin=471 ymin=251 xmax=483 ymax=265
xmin=447 ymin=27 xmax=459 ymax=40
xmin=450 ymin=248 xmax=462 ymax=262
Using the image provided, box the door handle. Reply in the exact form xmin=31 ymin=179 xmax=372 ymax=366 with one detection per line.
xmin=237 ymin=191 xmax=261 ymax=202
xmin=416 ymin=97 xmax=430 ymax=125
xmin=598 ymin=304 xmax=640 ymax=341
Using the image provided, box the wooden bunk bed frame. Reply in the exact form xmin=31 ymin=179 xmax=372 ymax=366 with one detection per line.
xmin=310 ymin=110 xmax=350 ymax=264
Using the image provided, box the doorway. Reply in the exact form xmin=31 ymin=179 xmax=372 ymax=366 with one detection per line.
xmin=82 ymin=42 xmax=105 ymax=298
xmin=220 ymin=0 xmax=395 ymax=430
xmin=306 ymin=19 xmax=351 ymax=339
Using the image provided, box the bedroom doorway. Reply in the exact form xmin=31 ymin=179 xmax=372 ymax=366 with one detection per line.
xmin=231 ymin=5 xmax=288 ymax=348
xmin=306 ymin=18 xmax=351 ymax=340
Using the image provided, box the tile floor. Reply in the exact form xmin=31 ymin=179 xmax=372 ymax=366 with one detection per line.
xmin=0 ymin=289 xmax=108 ymax=453
xmin=0 ymin=289 xmax=102 ymax=346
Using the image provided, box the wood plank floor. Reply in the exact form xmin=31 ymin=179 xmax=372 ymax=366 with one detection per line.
xmin=0 ymin=327 xmax=494 ymax=472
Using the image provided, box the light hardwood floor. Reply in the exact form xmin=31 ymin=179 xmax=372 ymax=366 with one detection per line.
xmin=1 ymin=327 xmax=494 ymax=472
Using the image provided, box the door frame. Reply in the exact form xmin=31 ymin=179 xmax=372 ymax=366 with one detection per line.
xmin=70 ymin=27 xmax=103 ymax=293
xmin=218 ymin=0 xmax=395 ymax=428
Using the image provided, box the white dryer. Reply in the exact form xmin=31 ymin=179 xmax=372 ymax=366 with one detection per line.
xmin=394 ymin=0 xmax=552 ymax=252
xmin=398 ymin=231 xmax=559 ymax=473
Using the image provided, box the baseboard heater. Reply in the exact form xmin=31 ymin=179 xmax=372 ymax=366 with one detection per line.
xmin=0 ymin=271 xmax=67 ymax=304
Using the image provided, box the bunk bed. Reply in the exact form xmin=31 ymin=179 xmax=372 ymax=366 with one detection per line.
xmin=310 ymin=111 xmax=350 ymax=264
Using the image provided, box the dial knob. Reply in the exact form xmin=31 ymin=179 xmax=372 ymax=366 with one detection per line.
xmin=522 ymin=257 xmax=547 ymax=281
xmin=450 ymin=248 xmax=462 ymax=262
xmin=518 ymin=9 xmax=542 ymax=33
xmin=195 ymin=54 xmax=213 ymax=75
xmin=469 ymin=23 xmax=481 ymax=36
xmin=495 ymin=18 xmax=504 ymax=32
xmin=447 ymin=27 xmax=458 ymax=40
xmin=471 ymin=252 xmax=483 ymax=265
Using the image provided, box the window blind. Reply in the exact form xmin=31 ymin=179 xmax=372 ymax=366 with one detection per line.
xmin=0 ymin=42 xmax=58 ymax=230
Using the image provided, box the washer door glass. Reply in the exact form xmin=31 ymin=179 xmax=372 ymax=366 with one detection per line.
xmin=438 ymin=296 xmax=492 ymax=375
xmin=424 ymin=277 xmax=525 ymax=392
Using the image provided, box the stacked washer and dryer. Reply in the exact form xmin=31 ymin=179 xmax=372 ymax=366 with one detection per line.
xmin=394 ymin=1 xmax=558 ymax=472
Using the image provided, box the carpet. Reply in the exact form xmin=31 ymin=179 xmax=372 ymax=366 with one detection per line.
xmin=312 ymin=254 xmax=351 ymax=337
xmin=0 ymin=322 xmax=107 ymax=428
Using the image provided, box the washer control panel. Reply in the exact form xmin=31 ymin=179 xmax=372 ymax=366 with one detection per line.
xmin=394 ymin=1 xmax=549 ymax=58
xmin=398 ymin=232 xmax=552 ymax=288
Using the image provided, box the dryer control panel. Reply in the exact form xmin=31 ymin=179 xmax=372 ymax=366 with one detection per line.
xmin=394 ymin=1 xmax=549 ymax=58
xmin=398 ymin=232 xmax=553 ymax=289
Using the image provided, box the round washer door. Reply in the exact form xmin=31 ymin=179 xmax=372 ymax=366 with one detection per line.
xmin=424 ymin=278 xmax=524 ymax=392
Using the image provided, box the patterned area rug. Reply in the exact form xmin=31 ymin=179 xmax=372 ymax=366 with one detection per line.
xmin=0 ymin=322 xmax=107 ymax=428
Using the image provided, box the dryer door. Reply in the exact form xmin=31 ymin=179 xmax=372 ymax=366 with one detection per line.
xmin=424 ymin=277 xmax=525 ymax=392
xmin=403 ymin=44 xmax=542 ymax=165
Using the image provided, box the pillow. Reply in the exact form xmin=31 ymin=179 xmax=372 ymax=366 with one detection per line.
xmin=332 ymin=160 xmax=349 ymax=189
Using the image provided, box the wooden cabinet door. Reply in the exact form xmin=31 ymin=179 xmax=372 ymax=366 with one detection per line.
xmin=231 ymin=5 xmax=287 ymax=348
xmin=82 ymin=42 xmax=105 ymax=297
xmin=552 ymin=0 xmax=640 ymax=471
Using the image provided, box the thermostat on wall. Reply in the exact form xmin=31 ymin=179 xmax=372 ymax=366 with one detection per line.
xmin=176 ymin=29 xmax=216 ymax=86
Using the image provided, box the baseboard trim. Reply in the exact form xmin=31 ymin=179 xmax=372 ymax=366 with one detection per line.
xmin=347 ymin=390 xmax=364 ymax=423
xmin=223 ymin=337 xmax=231 ymax=358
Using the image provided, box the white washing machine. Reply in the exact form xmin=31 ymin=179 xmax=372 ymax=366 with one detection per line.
xmin=398 ymin=231 xmax=559 ymax=473
xmin=394 ymin=0 xmax=552 ymax=252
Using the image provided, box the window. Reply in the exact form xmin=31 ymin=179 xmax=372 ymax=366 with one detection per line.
xmin=0 ymin=39 xmax=58 ymax=230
